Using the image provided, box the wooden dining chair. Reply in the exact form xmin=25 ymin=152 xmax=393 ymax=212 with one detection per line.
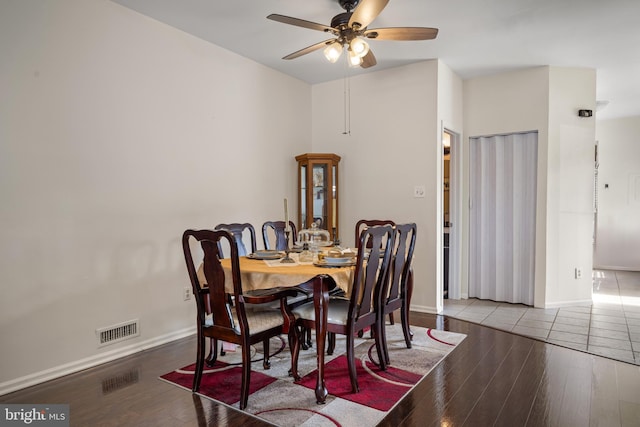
xmin=354 ymin=219 xmax=395 ymax=250
xmin=289 ymin=224 xmax=396 ymax=392
xmin=209 ymin=223 xmax=258 ymax=356
xmin=182 ymin=229 xmax=297 ymax=410
xmin=380 ymin=223 xmax=417 ymax=366
xmin=262 ymin=220 xmax=297 ymax=251
xmin=353 ymin=219 xmax=397 ymax=337
xmin=214 ymin=222 xmax=257 ymax=257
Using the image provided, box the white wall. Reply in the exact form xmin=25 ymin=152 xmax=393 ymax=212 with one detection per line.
xmin=594 ymin=116 xmax=640 ymax=270
xmin=436 ymin=61 xmax=464 ymax=310
xmin=546 ymin=67 xmax=596 ymax=305
xmin=311 ymin=60 xmax=444 ymax=313
xmin=464 ymin=67 xmax=550 ymax=307
xmin=463 ymin=67 xmax=596 ymax=308
xmin=0 ymin=0 xmax=311 ymax=393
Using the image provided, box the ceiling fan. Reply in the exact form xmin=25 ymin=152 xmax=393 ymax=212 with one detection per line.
xmin=267 ymin=0 xmax=438 ymax=69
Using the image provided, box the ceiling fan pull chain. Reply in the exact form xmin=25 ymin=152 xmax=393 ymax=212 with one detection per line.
xmin=343 ymin=75 xmax=347 ymax=134
xmin=342 ymin=59 xmax=351 ymax=135
xmin=347 ymin=75 xmax=351 ymax=135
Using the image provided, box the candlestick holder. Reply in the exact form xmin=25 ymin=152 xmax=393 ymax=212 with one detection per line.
xmin=281 ymin=229 xmax=295 ymax=263
xmin=332 ymin=227 xmax=340 ymax=247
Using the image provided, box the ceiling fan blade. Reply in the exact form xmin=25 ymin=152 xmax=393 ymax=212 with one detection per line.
xmin=349 ymin=0 xmax=389 ymax=30
xmin=364 ymin=27 xmax=439 ymax=41
xmin=267 ymin=14 xmax=336 ymax=34
xmin=360 ymin=49 xmax=377 ymax=68
xmin=282 ymin=39 xmax=335 ymax=60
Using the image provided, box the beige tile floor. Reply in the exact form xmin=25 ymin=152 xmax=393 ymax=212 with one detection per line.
xmin=443 ymin=269 xmax=640 ymax=365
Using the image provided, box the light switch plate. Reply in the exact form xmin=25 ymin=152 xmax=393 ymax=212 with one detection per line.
xmin=414 ymin=185 xmax=426 ymax=198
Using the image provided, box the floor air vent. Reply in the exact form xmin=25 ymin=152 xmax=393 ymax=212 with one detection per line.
xmin=96 ymin=319 xmax=140 ymax=347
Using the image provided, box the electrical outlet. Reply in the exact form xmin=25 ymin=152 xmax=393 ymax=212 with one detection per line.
xmin=414 ymin=185 xmax=426 ymax=198
xmin=575 ymin=268 xmax=582 ymax=279
xmin=183 ymin=287 xmax=191 ymax=301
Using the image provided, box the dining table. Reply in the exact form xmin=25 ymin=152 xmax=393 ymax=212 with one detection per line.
xmin=197 ymin=251 xmax=355 ymax=404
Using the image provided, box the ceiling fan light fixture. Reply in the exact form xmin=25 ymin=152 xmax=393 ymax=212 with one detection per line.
xmin=323 ymin=42 xmax=343 ymax=63
xmin=348 ymin=48 xmax=363 ymax=67
xmin=268 ymin=0 xmax=439 ymax=68
xmin=350 ymin=37 xmax=369 ymax=58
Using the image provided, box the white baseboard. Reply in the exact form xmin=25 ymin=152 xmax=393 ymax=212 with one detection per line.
xmin=593 ymin=265 xmax=638 ymax=272
xmin=410 ymin=304 xmax=439 ymax=315
xmin=0 ymin=327 xmax=196 ymax=397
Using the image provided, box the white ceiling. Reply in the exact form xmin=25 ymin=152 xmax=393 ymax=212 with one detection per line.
xmin=111 ymin=0 xmax=640 ymax=120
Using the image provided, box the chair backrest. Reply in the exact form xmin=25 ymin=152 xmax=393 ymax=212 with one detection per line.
xmin=214 ymin=223 xmax=257 ymax=257
xmin=385 ymin=223 xmax=417 ymax=304
xmin=182 ymin=229 xmax=246 ymax=335
xmin=349 ymin=224 xmax=395 ymax=324
xmin=354 ymin=219 xmax=395 ymax=249
xmin=262 ymin=221 xmax=297 ymax=251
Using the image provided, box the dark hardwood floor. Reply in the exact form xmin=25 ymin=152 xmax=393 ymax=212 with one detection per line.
xmin=2 ymin=312 xmax=639 ymax=426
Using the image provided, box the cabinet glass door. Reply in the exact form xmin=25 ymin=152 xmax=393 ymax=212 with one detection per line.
xmin=300 ymin=165 xmax=307 ymax=228
xmin=296 ymin=153 xmax=340 ymax=240
xmin=312 ymin=164 xmax=327 ymax=229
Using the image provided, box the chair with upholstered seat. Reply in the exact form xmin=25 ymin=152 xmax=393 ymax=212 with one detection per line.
xmin=208 ymin=223 xmax=258 ymax=357
xmin=261 ymin=220 xmax=297 ymax=251
xmin=380 ymin=223 xmax=416 ymax=365
xmin=354 ymin=219 xmax=398 ymax=322
xmin=353 ymin=219 xmax=397 ymax=341
xmin=289 ymin=224 xmax=395 ymax=391
xmin=182 ymin=229 xmax=297 ymax=410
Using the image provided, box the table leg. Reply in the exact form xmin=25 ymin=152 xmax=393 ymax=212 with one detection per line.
xmin=313 ymin=275 xmax=330 ymax=404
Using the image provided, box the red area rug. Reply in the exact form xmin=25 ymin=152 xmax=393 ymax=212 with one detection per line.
xmin=160 ymin=324 xmax=465 ymax=426
xmin=161 ymin=361 xmax=277 ymax=406
xmin=296 ymin=355 xmax=422 ymax=411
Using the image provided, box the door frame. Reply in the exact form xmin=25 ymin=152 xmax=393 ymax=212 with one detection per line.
xmin=442 ymin=126 xmax=463 ymax=301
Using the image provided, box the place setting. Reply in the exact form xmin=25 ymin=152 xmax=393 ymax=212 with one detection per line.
xmin=313 ymin=247 xmax=357 ymax=268
xmin=246 ymin=250 xmax=285 ymax=260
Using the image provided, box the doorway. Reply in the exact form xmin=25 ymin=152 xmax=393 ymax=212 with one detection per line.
xmin=442 ymin=128 xmax=461 ymax=300
xmin=468 ymin=131 xmax=538 ymax=305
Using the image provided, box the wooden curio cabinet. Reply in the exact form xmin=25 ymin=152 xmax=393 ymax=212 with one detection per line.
xmin=295 ymin=153 xmax=341 ymax=241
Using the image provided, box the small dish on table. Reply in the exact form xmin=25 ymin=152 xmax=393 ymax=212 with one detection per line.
xmin=314 ymin=256 xmax=356 ymax=268
xmin=247 ymin=250 xmax=284 ymax=260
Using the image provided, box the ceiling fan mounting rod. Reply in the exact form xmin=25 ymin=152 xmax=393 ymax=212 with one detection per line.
xmin=338 ymin=0 xmax=360 ymax=12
